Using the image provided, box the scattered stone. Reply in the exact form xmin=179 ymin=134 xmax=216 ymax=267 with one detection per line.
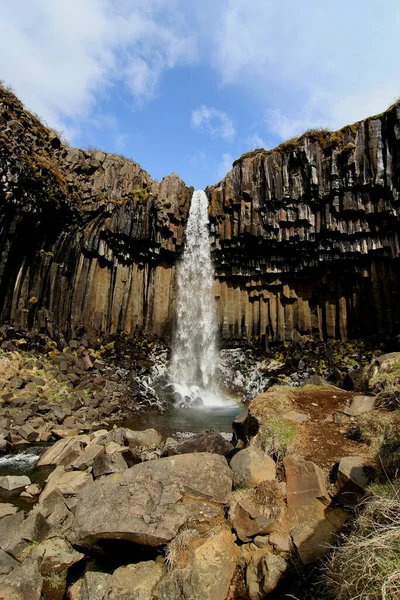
xmin=17 ymin=423 xmax=39 ymax=442
xmin=0 ymin=475 xmax=31 ymax=491
xmin=176 ymin=430 xmax=233 ymax=456
xmin=107 ymin=560 xmax=163 ymax=599
xmin=283 ymin=410 xmax=311 ymax=423
xmin=246 ymin=547 xmax=287 ymax=599
xmin=10 ymin=376 xmax=24 ymax=389
xmin=269 ymin=531 xmax=291 ymax=553
xmin=230 ymin=446 xmax=276 ymax=489
xmin=0 ymin=547 xmax=19 ymax=575
xmin=26 ymin=483 xmax=41 ymax=496
xmin=70 ymin=443 xmax=104 ymax=471
xmin=284 ymin=455 xmax=330 ymax=523
xmin=336 ymin=456 xmax=372 ymax=505
xmin=156 ymin=529 xmax=238 ymax=600
xmin=92 ymin=453 xmax=127 ymax=478
xmin=125 ymin=428 xmax=162 ymax=448
xmin=253 ymin=535 xmax=269 ymax=548
xmin=343 ymin=395 xmax=376 ymax=416
xmin=0 ymin=504 xmax=18 ymax=518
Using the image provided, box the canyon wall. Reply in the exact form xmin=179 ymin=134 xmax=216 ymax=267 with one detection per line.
xmin=208 ymin=105 xmax=400 ymax=344
xmin=1 ymin=84 xmax=400 ymax=344
xmin=0 ymin=86 xmax=192 ymax=340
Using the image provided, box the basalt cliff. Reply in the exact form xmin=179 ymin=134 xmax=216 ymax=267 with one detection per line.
xmin=1 ymin=85 xmax=400 ymax=344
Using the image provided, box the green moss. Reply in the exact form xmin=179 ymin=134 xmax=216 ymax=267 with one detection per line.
xmin=257 ymin=415 xmax=297 ymax=458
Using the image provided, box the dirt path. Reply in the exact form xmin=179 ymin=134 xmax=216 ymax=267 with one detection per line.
xmin=290 ymin=387 xmax=373 ymax=472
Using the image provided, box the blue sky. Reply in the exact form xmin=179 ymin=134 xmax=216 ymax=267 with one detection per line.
xmin=1 ymin=1 xmax=399 ymax=189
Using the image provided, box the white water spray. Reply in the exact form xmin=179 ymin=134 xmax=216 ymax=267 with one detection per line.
xmin=170 ymin=190 xmax=234 ymax=408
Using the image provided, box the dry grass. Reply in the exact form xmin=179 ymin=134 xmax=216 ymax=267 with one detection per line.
xmin=255 ymin=416 xmax=297 ymax=458
xmin=357 ymin=412 xmax=400 ymax=450
xmin=164 ymin=529 xmax=201 ymax=570
xmin=229 ymin=480 xmax=284 ymax=523
xmin=323 ymin=483 xmax=400 ymax=600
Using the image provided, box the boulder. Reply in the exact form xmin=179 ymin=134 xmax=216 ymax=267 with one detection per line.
xmin=37 ymin=436 xmax=89 ymax=467
xmin=232 ymin=411 xmax=259 ymax=446
xmin=17 ymin=423 xmax=39 ymax=442
xmin=105 ymin=561 xmax=163 ymax=599
xmin=1 ymin=510 xmax=50 ymax=561
xmin=0 ymin=475 xmax=30 ymax=491
xmin=40 ymin=467 xmax=92 ymax=503
xmin=125 ymin=429 xmax=162 ymax=448
xmin=28 ymin=536 xmax=84 ymax=600
xmin=72 ymin=453 xmax=231 ymax=548
xmin=176 ymin=430 xmax=233 ymax=456
xmin=70 ymin=443 xmax=104 ymax=471
xmin=0 ymin=504 xmax=18 ymax=519
xmin=268 ymin=531 xmax=291 ymax=553
xmin=0 ymin=548 xmax=19 ymax=575
xmin=283 ymin=456 xmax=330 ymax=523
xmin=156 ymin=528 xmax=238 ymax=600
xmin=343 ymin=395 xmax=376 ymax=416
xmin=336 ymin=456 xmax=372 ymax=505
xmin=0 ymin=557 xmax=43 ymax=600
xmin=229 ymin=481 xmax=284 ymax=543
xmin=38 ymin=490 xmax=75 ymax=537
xmin=230 ymin=447 xmax=276 ymax=489
xmin=69 ymin=571 xmax=112 ymax=600
xmin=92 ymin=453 xmax=127 ymax=478
xmin=291 ymin=507 xmax=349 ymax=564
xmin=246 ymin=548 xmax=287 ymax=600
xmin=230 ymin=498 xmax=274 ymax=542
xmin=0 ymin=512 xmax=24 ymax=551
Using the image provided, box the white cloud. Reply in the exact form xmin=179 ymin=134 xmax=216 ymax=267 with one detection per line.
xmin=0 ymin=0 xmax=197 ymax=139
xmin=191 ymin=105 xmax=235 ymax=141
xmin=217 ymin=152 xmax=234 ymax=180
xmin=212 ymin=0 xmax=400 ymax=137
xmin=245 ymin=133 xmax=266 ymax=150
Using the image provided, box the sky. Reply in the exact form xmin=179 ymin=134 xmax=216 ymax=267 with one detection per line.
xmin=1 ymin=1 xmax=399 ymax=190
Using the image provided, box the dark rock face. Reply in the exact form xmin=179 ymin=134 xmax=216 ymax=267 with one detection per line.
xmin=0 ymin=86 xmax=192 ymax=340
xmin=207 ymin=105 xmax=400 ymax=343
xmin=1 ymin=84 xmax=400 ymax=343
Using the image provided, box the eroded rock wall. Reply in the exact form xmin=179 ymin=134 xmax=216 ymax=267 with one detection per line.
xmin=0 ymin=86 xmax=192 ymax=339
xmin=1 ymin=85 xmax=400 ymax=343
xmin=207 ymin=103 xmax=400 ymax=343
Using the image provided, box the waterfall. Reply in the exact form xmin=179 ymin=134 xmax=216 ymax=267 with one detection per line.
xmin=170 ymin=190 xmax=231 ymax=408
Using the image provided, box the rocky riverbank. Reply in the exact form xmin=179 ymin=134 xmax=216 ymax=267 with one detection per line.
xmin=0 ymin=350 xmax=398 ymax=599
xmin=0 ymin=321 xmax=387 ymax=453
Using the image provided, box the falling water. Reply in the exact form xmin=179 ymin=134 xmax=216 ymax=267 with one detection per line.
xmin=170 ymin=190 xmax=233 ymax=408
